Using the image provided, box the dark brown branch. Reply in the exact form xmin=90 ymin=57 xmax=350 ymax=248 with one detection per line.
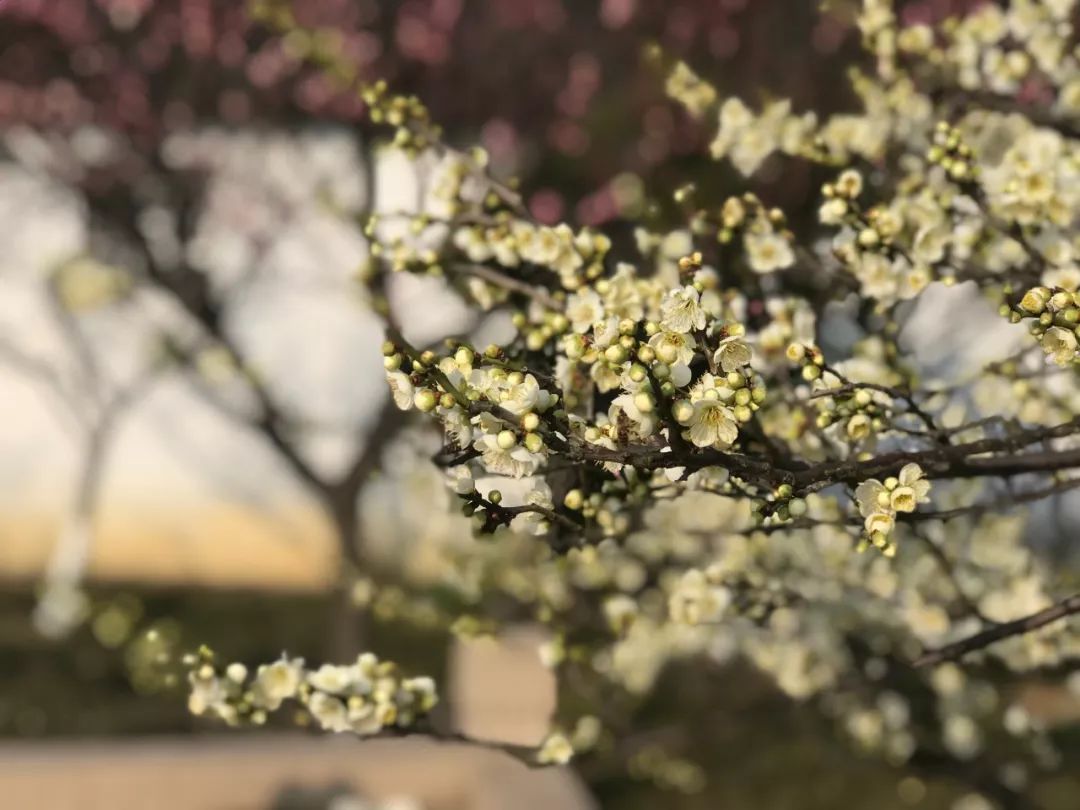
xmin=569 ymin=414 xmax=1080 ymax=495
xmin=914 ymin=593 xmax=1080 ymax=668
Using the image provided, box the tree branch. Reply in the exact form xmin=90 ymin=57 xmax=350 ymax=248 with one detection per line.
xmin=914 ymin=593 xmax=1080 ymax=668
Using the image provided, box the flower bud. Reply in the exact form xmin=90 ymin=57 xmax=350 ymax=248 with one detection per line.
xmin=564 ymin=334 xmax=587 ymax=359
xmin=1051 ymin=291 xmax=1072 ymax=312
xmin=672 ymin=400 xmax=695 ymax=425
xmin=605 ymin=344 xmax=628 ymax=364
xmin=633 ymin=392 xmax=655 ymax=414
xmin=857 ymin=228 xmax=880 ymax=248
xmin=414 ymin=389 xmax=438 ymax=412
xmin=656 ymin=343 xmax=679 ymax=364
xmin=1019 ymin=287 xmax=1051 ymax=315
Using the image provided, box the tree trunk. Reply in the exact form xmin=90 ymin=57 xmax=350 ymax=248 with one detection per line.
xmin=324 ymin=490 xmax=369 ymax=661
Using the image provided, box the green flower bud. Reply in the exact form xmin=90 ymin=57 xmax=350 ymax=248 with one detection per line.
xmin=605 ymin=344 xmax=629 ymax=364
xmin=672 ymin=399 xmax=695 ymax=425
xmin=454 ymin=346 xmax=475 ymax=367
xmin=414 ymin=389 xmax=438 ymax=412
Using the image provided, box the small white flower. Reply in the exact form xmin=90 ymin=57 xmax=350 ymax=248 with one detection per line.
xmin=502 ymin=374 xmax=553 ymax=416
xmin=864 ymin=510 xmax=895 ymax=536
xmin=566 ymin=289 xmax=605 ymax=333
xmin=648 ymin=330 xmax=697 ymax=366
xmin=892 ymin=463 xmax=930 ymax=511
xmin=685 ymin=399 xmax=739 ymax=448
xmin=307 ymin=664 xmax=356 ymax=695
xmin=386 ymin=371 xmax=414 ymax=411
xmin=819 ymin=197 xmax=849 ymax=225
xmin=537 ymin=731 xmax=575 ymax=765
xmin=714 ymin=336 xmax=752 ymax=373
xmin=474 ymin=433 xmax=542 ymax=478
xmin=745 ymin=231 xmax=795 ymax=273
xmin=660 ymin=285 xmax=707 ymax=333
xmin=1041 ymin=326 xmax=1077 ymax=366
xmin=308 ymin=692 xmax=351 ymax=733
xmin=855 ymin=480 xmax=888 ymax=518
xmin=252 ymin=657 xmax=304 ymax=711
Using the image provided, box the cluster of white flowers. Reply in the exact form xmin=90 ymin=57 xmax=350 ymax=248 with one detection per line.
xmin=186 ymin=647 xmax=438 ymax=736
xmin=667 ymin=567 xmax=732 ymax=626
xmin=708 ymin=97 xmax=818 ymax=176
xmin=1013 ymin=285 xmax=1080 ymax=365
xmin=382 ymin=237 xmax=761 ymax=528
xmin=664 ymin=61 xmax=717 ymax=120
xmin=854 ymin=464 xmax=931 ymax=556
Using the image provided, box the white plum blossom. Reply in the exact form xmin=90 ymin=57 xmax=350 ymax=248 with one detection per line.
xmin=660 ymin=285 xmax=707 ymax=333
xmin=745 ymin=231 xmax=795 ymax=273
xmin=685 ymin=399 xmax=739 ymax=448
